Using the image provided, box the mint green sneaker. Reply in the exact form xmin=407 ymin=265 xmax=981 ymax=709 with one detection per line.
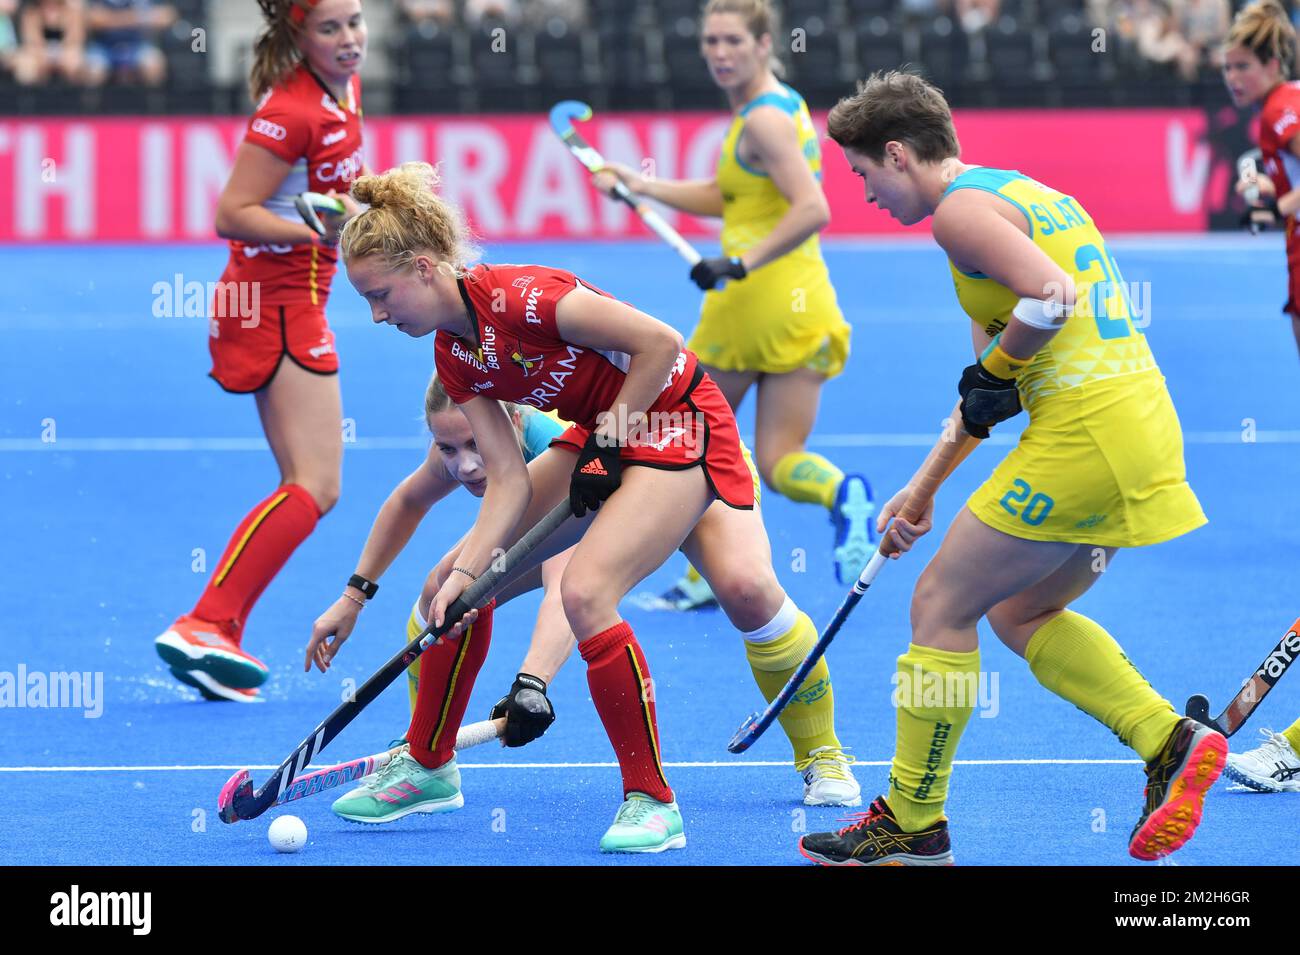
xmin=331 ymin=751 xmax=464 ymax=824
xmin=598 ymin=792 xmax=686 ymax=853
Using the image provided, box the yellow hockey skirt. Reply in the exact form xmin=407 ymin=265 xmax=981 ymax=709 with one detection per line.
xmin=689 ymin=258 xmax=850 ymax=378
xmin=967 ymin=370 xmax=1206 ymax=548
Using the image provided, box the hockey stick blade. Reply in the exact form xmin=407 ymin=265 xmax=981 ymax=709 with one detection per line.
xmin=217 ymin=718 xmax=506 ymax=822
xmin=218 ymin=503 xmax=571 ymax=824
xmin=548 ymin=99 xmax=593 ymax=140
xmin=727 ymin=427 xmax=981 ymax=754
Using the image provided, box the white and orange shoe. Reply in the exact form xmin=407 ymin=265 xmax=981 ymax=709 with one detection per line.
xmin=169 ymin=666 xmax=263 ymax=703
xmin=155 ymin=614 xmax=269 ymax=690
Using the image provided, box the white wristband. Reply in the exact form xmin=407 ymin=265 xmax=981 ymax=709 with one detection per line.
xmin=1012 ymin=297 xmax=1069 ymax=330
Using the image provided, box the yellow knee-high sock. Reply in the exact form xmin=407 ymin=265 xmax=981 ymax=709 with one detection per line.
xmin=743 ymin=600 xmax=841 ymax=764
xmin=1025 ymin=610 xmax=1179 ymax=763
xmin=770 ymin=451 xmax=843 ymax=510
xmin=1282 ymin=718 xmax=1300 ymax=754
xmin=889 ymin=643 xmax=980 ymax=832
xmin=405 ymin=602 xmax=424 ymax=717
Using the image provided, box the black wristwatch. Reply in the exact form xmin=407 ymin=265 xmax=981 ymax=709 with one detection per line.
xmin=347 ymin=574 xmax=379 ymax=601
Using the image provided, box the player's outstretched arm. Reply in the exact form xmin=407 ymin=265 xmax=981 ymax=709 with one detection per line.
xmin=592 ymin=162 xmax=725 ymax=217
xmin=306 ymin=451 xmax=460 ymax=673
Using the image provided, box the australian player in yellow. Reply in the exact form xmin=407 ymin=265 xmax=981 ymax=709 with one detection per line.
xmin=798 ymin=71 xmax=1228 ymax=865
xmin=593 ymin=0 xmax=874 ymax=604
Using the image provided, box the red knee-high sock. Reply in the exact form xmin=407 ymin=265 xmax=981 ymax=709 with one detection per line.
xmin=579 ymin=621 xmax=673 ymax=804
xmin=407 ymin=601 xmax=495 ymax=769
xmin=193 ymin=484 xmax=321 ymax=641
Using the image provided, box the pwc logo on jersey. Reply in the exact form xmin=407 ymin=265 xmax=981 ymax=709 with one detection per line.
xmin=519 ymin=345 xmax=583 ymax=409
xmin=317 ymin=146 xmax=364 ymax=184
xmin=1276 ymin=109 xmax=1299 ymax=138
xmin=251 ymin=118 xmax=287 ymax=141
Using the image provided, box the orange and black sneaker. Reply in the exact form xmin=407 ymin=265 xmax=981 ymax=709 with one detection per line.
xmin=798 ymin=796 xmax=955 ymax=866
xmin=1129 ymin=717 xmax=1226 ymax=861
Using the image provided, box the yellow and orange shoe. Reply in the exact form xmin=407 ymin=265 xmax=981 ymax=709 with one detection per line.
xmin=155 ymin=614 xmax=269 ymax=690
xmin=1129 ymin=717 xmax=1227 ymax=861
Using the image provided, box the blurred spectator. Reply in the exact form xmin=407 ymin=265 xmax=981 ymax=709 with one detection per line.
xmin=465 ymin=0 xmax=521 ymax=28
xmin=955 ymin=0 xmax=1000 ymax=33
xmin=12 ymin=0 xmax=87 ymax=86
xmin=398 ymin=0 xmax=455 ymax=28
xmin=900 ymin=0 xmax=952 ymax=17
xmin=1133 ymin=0 xmax=1199 ymax=80
xmin=0 ymin=0 xmax=17 ymax=76
xmin=1177 ymin=0 xmax=1229 ymax=68
xmin=524 ymin=0 xmax=586 ymax=31
xmin=82 ymin=0 xmax=175 ymax=87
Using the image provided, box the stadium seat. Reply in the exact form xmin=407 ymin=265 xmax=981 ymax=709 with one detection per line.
xmin=467 ymin=19 xmax=525 ymax=112
xmin=658 ymin=18 xmax=720 ymax=109
xmin=396 ymin=25 xmax=469 ymax=112
xmin=534 ymin=22 xmax=602 ymax=108
xmin=1045 ymin=11 xmax=1114 ymax=106
xmin=915 ymin=16 xmax=966 ymax=93
xmin=855 ymin=16 xmax=913 ymax=77
xmin=601 ymin=23 xmax=661 ymax=110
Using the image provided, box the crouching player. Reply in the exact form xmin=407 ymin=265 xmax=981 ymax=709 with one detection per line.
xmin=323 ymin=161 xmax=860 ymax=852
xmin=799 ymin=72 xmax=1226 ymax=864
xmin=305 ymin=375 xmax=574 ymax=751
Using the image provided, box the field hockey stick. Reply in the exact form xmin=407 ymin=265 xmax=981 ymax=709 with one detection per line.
xmin=1185 ymin=616 xmax=1299 ymax=738
xmin=548 ymin=100 xmax=702 ymax=267
xmin=295 ymin=191 xmax=346 ymax=237
xmin=254 ymin=717 xmax=506 ymax=812
xmin=727 ymin=425 xmax=982 ymax=753
xmin=218 ymin=501 xmax=573 ymax=824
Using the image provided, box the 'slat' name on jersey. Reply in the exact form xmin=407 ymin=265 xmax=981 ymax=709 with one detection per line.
xmin=1030 ymin=196 xmax=1087 ymax=236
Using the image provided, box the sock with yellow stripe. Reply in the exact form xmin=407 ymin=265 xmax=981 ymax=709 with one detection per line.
xmin=407 ymin=600 xmax=495 ymax=769
xmin=685 ymin=563 xmax=704 ymax=584
xmin=1025 ymin=610 xmax=1180 ymax=763
xmin=1281 ymin=718 xmax=1300 ymax=755
xmin=579 ymin=621 xmax=674 ymax=803
xmin=193 ymin=483 xmax=320 ymax=642
xmin=888 ymin=643 xmax=980 ymax=832
xmin=405 ymin=601 xmax=425 ymax=717
xmin=770 ymin=451 xmax=844 ymax=510
xmin=743 ymin=597 xmax=841 ymax=764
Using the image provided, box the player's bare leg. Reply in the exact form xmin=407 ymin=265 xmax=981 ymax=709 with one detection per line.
xmin=803 ymin=511 xmax=1223 ymax=864
xmin=657 ymin=366 xmax=757 ymax=610
xmin=157 ymin=360 xmax=342 ymax=700
xmin=684 ymin=503 xmax=860 ymax=805
xmin=755 ymin=368 xmax=875 ymax=585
